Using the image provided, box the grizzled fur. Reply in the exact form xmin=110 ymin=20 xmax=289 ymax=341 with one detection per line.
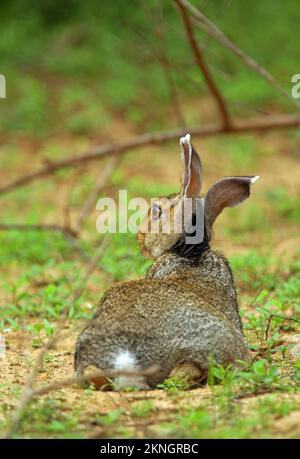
xmin=75 ymin=244 xmax=249 ymax=388
xmin=75 ymin=135 xmax=257 ymax=389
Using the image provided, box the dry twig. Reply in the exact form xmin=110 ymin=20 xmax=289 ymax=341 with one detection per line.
xmin=177 ymin=0 xmax=300 ymax=109
xmin=140 ymin=0 xmax=186 ymax=126
xmin=176 ymin=0 xmax=230 ymax=128
xmin=4 ymin=238 xmax=110 ymax=438
xmin=265 ymin=314 xmax=300 ymax=341
xmin=74 ymin=156 xmax=120 ymax=235
xmin=1 ymin=113 xmax=299 ymax=197
xmin=32 ymin=367 xmax=158 ymax=397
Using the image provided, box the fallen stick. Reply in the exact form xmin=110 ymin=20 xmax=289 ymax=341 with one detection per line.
xmin=32 ymin=367 xmax=159 ymax=397
xmin=1 ymin=113 xmax=299 ymax=196
xmin=4 ymin=238 xmax=110 ymax=439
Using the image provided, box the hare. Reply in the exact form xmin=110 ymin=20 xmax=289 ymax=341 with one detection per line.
xmin=75 ymin=134 xmax=259 ymax=390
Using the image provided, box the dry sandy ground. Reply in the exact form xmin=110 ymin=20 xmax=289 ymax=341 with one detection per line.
xmin=1 ymin=324 xmax=300 ymax=438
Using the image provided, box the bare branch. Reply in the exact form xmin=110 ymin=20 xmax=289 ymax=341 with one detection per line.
xmin=0 ymin=113 xmax=299 ymax=197
xmin=4 ymin=238 xmax=110 ymax=438
xmin=32 ymin=367 xmax=159 ymax=397
xmin=140 ymin=0 xmax=186 ymax=126
xmin=70 ymin=237 xmax=110 ymax=301
xmin=158 ymin=42 xmax=187 ymax=127
xmin=177 ymin=0 xmax=300 ymax=109
xmin=175 ymin=0 xmax=231 ymax=128
xmin=74 ymin=156 xmax=119 ymax=235
xmin=265 ymin=314 xmax=300 ymax=342
xmin=0 ymin=223 xmax=76 ymax=237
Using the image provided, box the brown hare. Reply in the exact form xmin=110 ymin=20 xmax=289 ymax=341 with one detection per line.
xmin=75 ymin=134 xmax=259 ymax=390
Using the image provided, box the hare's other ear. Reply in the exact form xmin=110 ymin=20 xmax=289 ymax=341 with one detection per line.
xmin=180 ymin=134 xmax=202 ymax=198
xmin=205 ymin=176 xmax=260 ymax=234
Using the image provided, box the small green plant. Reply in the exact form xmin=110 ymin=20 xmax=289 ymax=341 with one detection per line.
xmin=177 ymin=409 xmax=212 ymax=437
xmin=94 ymin=409 xmax=123 ymax=427
xmin=238 ymin=359 xmax=280 ymax=391
xmin=208 ymin=363 xmax=237 ymax=388
xmin=27 ymin=319 xmax=55 ymax=348
xmin=18 ymin=398 xmax=81 ymax=438
xmin=131 ymin=400 xmax=154 ymax=418
xmin=157 ymin=376 xmax=190 ymax=393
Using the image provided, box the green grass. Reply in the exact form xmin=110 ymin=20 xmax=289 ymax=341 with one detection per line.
xmin=3 ymin=355 xmax=298 ymax=439
xmin=1 ymin=153 xmax=299 ymax=438
xmin=131 ymin=401 xmax=155 ymax=418
xmin=18 ymin=399 xmax=83 ymax=439
xmin=0 ymin=230 xmax=151 ymax=334
xmin=1 ymin=134 xmax=299 ymax=437
xmin=266 ymin=187 xmax=300 ymax=223
xmin=1 ymin=250 xmax=299 ymax=438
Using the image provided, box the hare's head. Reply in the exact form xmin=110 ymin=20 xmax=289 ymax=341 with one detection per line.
xmin=138 ymin=134 xmax=259 ymax=259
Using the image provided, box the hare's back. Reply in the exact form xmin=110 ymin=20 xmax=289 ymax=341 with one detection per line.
xmin=92 ymin=278 xmax=224 ymax=327
xmin=75 ymin=279 xmax=247 ymax=386
xmin=86 ymin=278 xmax=242 ymax=359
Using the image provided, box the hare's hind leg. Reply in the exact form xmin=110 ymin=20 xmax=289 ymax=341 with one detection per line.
xmin=169 ymin=362 xmax=205 ymax=388
xmin=76 ymin=365 xmax=113 ymax=390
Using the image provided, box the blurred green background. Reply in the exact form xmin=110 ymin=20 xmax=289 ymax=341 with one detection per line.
xmin=0 ymin=0 xmax=300 ymax=439
xmin=0 ymin=0 xmax=299 ymax=137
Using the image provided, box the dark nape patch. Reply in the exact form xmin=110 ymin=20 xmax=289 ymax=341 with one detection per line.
xmin=171 ymin=236 xmax=209 ymax=261
xmin=171 ymin=212 xmax=209 ymax=261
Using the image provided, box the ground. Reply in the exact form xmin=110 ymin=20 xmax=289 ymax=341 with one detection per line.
xmin=0 ymin=123 xmax=299 ymax=438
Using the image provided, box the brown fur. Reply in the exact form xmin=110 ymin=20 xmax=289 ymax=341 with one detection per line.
xmin=74 ymin=135 xmax=258 ymax=390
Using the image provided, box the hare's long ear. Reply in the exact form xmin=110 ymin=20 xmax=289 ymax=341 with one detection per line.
xmin=180 ymin=134 xmax=202 ymax=198
xmin=205 ymin=176 xmax=260 ymax=235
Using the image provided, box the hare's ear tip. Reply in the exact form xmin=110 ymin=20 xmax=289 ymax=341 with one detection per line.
xmin=250 ymin=175 xmax=260 ymax=184
xmin=180 ymin=133 xmax=191 ymax=145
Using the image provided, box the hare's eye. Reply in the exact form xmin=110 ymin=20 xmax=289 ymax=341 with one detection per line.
xmin=152 ymin=203 xmax=162 ymax=220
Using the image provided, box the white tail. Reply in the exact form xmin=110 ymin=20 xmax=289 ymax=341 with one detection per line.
xmin=114 ymin=350 xmax=148 ymax=389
